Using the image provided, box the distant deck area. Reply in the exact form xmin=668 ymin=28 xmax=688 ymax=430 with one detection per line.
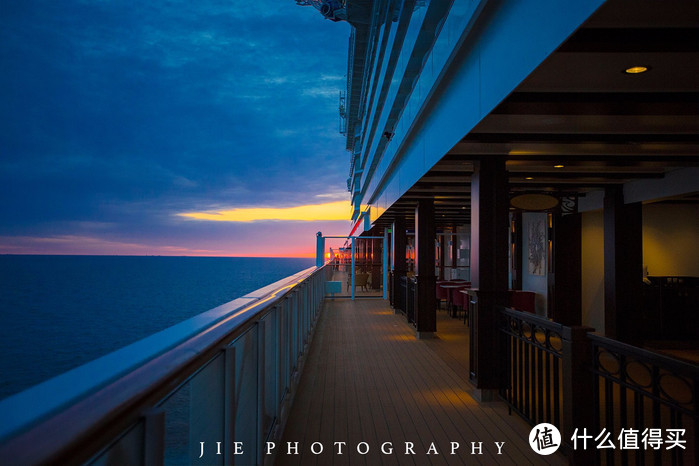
xmin=277 ymin=298 xmax=566 ymax=465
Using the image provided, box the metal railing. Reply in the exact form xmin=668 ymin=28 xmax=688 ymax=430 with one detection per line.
xmin=500 ymin=307 xmax=564 ymax=428
xmin=590 ymin=335 xmax=698 ymax=466
xmin=499 ymin=307 xmax=698 ymax=465
xmin=0 ymin=265 xmax=328 ymax=465
xmin=405 ymin=277 xmax=416 ymax=324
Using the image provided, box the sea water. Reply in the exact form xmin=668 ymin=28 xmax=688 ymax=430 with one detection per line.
xmin=0 ymin=255 xmax=314 ymax=401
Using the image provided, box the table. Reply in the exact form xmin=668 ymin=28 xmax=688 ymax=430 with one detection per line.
xmin=440 ymin=283 xmax=468 ymax=318
xmin=459 ymin=288 xmax=478 ymax=325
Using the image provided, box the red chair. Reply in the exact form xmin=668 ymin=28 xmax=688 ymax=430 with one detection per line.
xmin=509 ymin=290 xmax=536 ymax=314
xmin=452 ymin=284 xmax=471 ymax=323
xmin=436 ymin=281 xmax=450 ymax=310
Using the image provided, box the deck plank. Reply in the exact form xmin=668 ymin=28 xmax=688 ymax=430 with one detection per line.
xmin=276 ymin=299 xmax=567 ymax=466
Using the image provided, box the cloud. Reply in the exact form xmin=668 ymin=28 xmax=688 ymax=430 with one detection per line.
xmin=315 ymin=191 xmax=348 ymax=200
xmin=0 ymin=235 xmax=225 ymax=256
xmin=0 ymin=1 xmax=352 ymax=255
xmin=178 ymin=200 xmax=348 ymax=222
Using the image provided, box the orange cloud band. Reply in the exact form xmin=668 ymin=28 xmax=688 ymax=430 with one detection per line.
xmin=178 ymin=200 xmax=348 ymax=222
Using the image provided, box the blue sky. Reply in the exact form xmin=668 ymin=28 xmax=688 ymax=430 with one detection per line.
xmin=1 ymin=1 xmax=351 ymax=256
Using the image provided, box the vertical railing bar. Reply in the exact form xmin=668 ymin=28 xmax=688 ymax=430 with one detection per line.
xmin=518 ymin=334 xmax=524 ymax=415
xmin=620 ymin=355 xmax=628 ymax=466
xmin=257 ymin=321 xmax=265 ymax=466
xmin=287 ymin=295 xmax=292 ymax=385
xmin=510 ymin=334 xmax=516 ymax=410
xmin=292 ymin=291 xmax=297 ymax=363
xmin=274 ymin=305 xmax=282 ymax=416
xmin=605 ymin=377 xmax=614 ymax=465
xmin=535 ymin=337 xmax=544 ymax=422
xmin=351 ymin=237 xmax=356 ymax=300
xmin=592 ymin=345 xmax=601 ymax=466
xmin=554 ymin=353 xmax=561 ymax=429
xmin=545 ymin=348 xmax=551 ymax=423
xmin=634 ymin=392 xmax=644 ymax=466
xmin=224 ymin=345 xmax=236 ymax=466
xmin=524 ymin=335 xmax=530 ymax=419
xmin=143 ymin=408 xmax=165 ymax=466
xmin=669 ymin=409 xmax=678 ymax=466
xmin=694 ymin=381 xmax=699 ymax=466
xmin=652 ymin=366 xmax=662 ymax=466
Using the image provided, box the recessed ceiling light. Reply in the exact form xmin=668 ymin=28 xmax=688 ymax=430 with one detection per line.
xmin=525 ymin=176 xmax=534 ymax=180
xmin=554 ymin=164 xmax=565 ymax=168
xmin=624 ymin=66 xmax=649 ymax=74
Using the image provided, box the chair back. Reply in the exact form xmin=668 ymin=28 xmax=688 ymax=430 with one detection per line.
xmin=509 ymin=290 xmax=536 ymax=313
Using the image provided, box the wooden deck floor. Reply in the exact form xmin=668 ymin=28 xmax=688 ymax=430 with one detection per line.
xmin=276 ymin=299 xmax=568 ymax=466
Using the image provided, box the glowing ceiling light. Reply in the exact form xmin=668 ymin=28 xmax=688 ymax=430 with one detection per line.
xmin=624 ymin=66 xmax=649 ymax=74
xmin=554 ymin=164 xmax=565 ymax=169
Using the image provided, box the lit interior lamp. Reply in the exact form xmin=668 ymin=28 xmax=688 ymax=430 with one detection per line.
xmin=525 ymin=177 xmax=534 ymax=180
xmin=625 ymin=66 xmax=649 ymax=74
xmin=554 ymin=164 xmax=565 ymax=168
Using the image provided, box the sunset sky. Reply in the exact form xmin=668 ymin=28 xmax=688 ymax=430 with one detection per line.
xmin=1 ymin=1 xmax=352 ymax=257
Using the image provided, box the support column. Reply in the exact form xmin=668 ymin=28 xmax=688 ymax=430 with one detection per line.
xmin=415 ymin=200 xmax=436 ymax=338
xmin=470 ymin=156 xmax=509 ymax=393
xmin=371 ymin=237 xmax=382 ymax=290
xmin=383 ymin=228 xmax=389 ymax=299
xmin=549 ymin=210 xmax=582 ymax=326
xmin=315 ymin=232 xmax=324 ymax=268
xmin=392 ymin=217 xmax=407 ymax=313
xmin=510 ymin=212 xmax=523 ymax=290
xmin=451 ymin=226 xmax=458 ymax=279
xmin=604 ymin=186 xmax=642 ymax=343
xmin=438 ymin=233 xmax=446 ymax=280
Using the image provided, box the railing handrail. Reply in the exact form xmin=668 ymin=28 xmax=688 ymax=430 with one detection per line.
xmin=0 ymin=264 xmax=323 ymax=463
xmin=588 ymin=332 xmax=699 ymax=377
xmin=500 ymin=305 xmax=566 ymax=334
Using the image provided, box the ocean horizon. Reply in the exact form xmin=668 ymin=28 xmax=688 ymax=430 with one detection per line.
xmin=0 ymin=254 xmax=314 ymax=401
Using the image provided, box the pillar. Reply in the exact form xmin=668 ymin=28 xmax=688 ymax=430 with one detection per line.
xmin=510 ymin=212 xmax=523 ymax=290
xmin=604 ymin=186 xmax=642 ymax=344
xmin=315 ymin=232 xmax=324 ymax=268
xmin=438 ymin=233 xmax=446 ymax=280
xmin=549 ymin=210 xmax=582 ymax=326
xmin=470 ymin=156 xmax=509 ymax=391
xmin=415 ymin=200 xmax=436 ymax=338
xmin=451 ymin=226 xmax=458 ymax=278
xmin=392 ymin=217 xmax=407 ymax=312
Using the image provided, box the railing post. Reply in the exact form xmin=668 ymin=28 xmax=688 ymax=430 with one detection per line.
xmin=383 ymin=229 xmax=388 ymax=300
xmin=562 ymin=326 xmax=595 ymax=465
xmin=143 ymin=409 xmax=165 ymax=466
xmin=316 ymin=232 xmax=325 ymax=268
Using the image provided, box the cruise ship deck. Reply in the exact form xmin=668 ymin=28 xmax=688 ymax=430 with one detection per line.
xmin=278 ymin=298 xmax=565 ymax=466
xmin=1 ymin=1 xmax=697 ymax=465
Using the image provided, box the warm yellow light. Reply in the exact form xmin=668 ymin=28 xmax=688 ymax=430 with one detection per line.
xmin=508 ymin=150 xmax=539 ymax=156
xmin=624 ymin=66 xmax=648 ymax=74
xmin=525 ymin=176 xmax=534 ymax=180
xmin=178 ymin=200 xmax=348 ymax=222
xmin=554 ymin=164 xmax=564 ymax=168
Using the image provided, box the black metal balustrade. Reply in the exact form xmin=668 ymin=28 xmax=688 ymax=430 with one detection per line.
xmin=499 ymin=307 xmax=698 ymax=465
xmin=500 ymin=308 xmax=564 ymax=428
xmin=388 ymin=271 xmax=394 ymax=307
xmin=590 ymin=335 xmax=698 ymax=466
xmin=405 ymin=277 xmax=417 ymax=325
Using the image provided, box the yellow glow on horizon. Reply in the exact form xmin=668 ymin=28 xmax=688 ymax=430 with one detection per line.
xmin=178 ymin=201 xmax=348 ymax=222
